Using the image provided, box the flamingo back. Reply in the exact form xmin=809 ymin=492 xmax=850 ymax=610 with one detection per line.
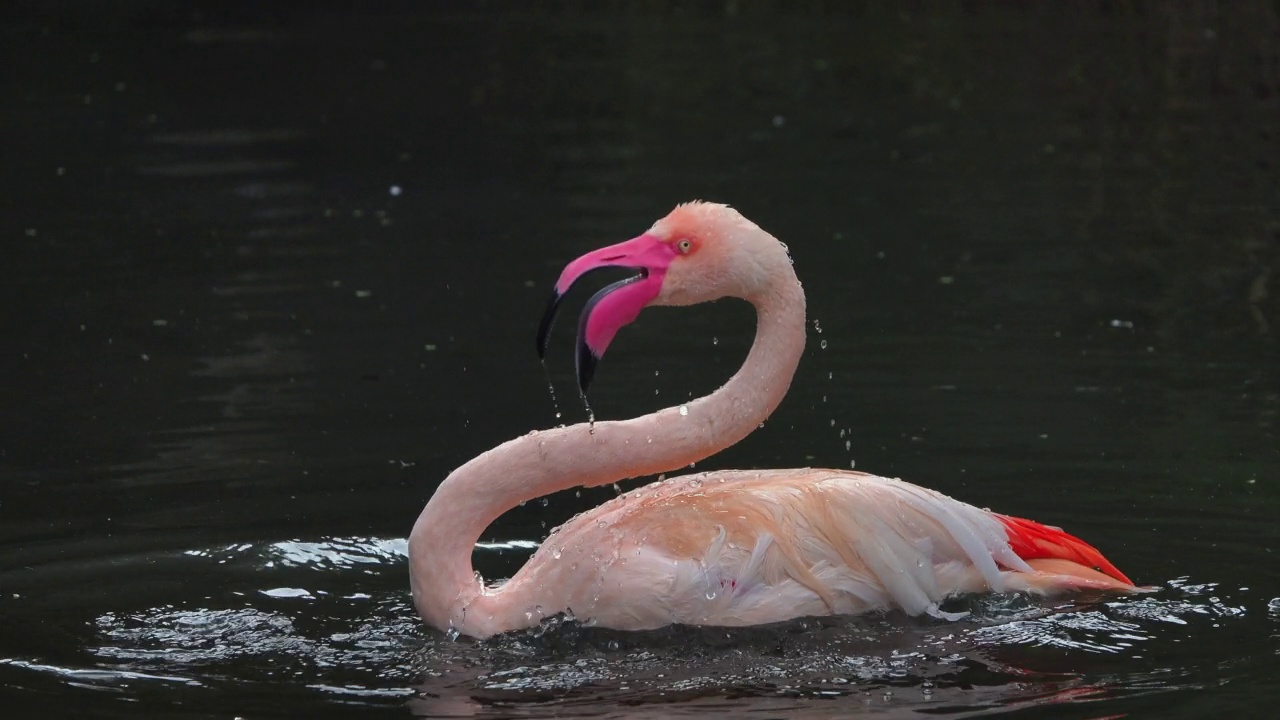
xmin=495 ymin=469 xmax=1131 ymax=632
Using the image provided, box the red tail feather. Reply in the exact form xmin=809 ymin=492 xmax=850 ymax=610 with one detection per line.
xmin=995 ymin=514 xmax=1133 ymax=585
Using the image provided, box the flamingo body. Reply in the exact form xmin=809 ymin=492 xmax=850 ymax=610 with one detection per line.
xmin=409 ymin=201 xmax=1137 ymax=639
xmin=455 ymin=469 xmax=1131 ymax=636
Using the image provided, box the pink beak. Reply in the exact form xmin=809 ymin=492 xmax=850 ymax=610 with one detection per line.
xmin=536 ymin=233 xmax=675 ymax=396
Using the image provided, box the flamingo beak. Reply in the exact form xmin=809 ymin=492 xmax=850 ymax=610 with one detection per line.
xmin=537 ymin=233 xmax=674 ymax=396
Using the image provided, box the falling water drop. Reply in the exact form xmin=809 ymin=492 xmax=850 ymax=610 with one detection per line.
xmin=540 ymin=498 xmax=549 ymax=507
xmin=712 ymin=336 xmax=719 ymax=345
xmin=820 ymin=339 xmax=828 ymax=349
xmin=850 ymin=459 xmax=857 ymax=469
xmin=845 ymin=440 xmax=852 ymax=451
xmin=679 ymin=405 xmax=689 ymax=416
xmin=813 ymin=319 xmax=822 ymax=333
xmin=546 ymin=380 xmax=561 ymax=419
xmin=612 ymin=482 xmax=622 ymax=494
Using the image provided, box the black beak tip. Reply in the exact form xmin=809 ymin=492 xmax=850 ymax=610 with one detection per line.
xmin=575 ymin=341 xmax=598 ymax=397
xmin=536 ymin=289 xmax=564 ymax=361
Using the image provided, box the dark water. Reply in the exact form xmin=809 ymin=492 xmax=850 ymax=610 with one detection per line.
xmin=3 ymin=2 xmax=1278 ymax=717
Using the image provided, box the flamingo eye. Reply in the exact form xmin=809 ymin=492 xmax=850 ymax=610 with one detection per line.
xmin=675 ymin=238 xmax=695 ymax=254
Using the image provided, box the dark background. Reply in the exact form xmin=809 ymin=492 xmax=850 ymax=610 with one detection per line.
xmin=1 ymin=2 xmax=1277 ymax=717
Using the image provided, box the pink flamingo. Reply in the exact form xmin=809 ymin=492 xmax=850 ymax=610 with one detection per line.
xmin=409 ymin=201 xmax=1136 ymax=639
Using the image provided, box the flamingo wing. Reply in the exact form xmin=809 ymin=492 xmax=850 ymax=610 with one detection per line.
xmin=518 ymin=469 xmax=1134 ymax=629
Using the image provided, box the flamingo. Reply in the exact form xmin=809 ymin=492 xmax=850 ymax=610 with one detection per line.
xmin=408 ymin=201 xmax=1137 ymax=639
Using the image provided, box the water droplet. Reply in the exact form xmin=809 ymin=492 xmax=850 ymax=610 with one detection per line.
xmin=839 ymin=428 xmax=846 ymax=438
xmin=712 ymin=336 xmax=719 ymax=345
xmin=535 ymin=604 xmax=544 ymax=616
xmin=607 ymin=639 xmax=620 ymax=651
xmin=679 ymin=405 xmax=689 ymax=416
xmin=850 ymin=460 xmax=857 ymax=469
xmin=688 ymin=478 xmax=702 ymax=488
xmin=657 ymin=473 xmax=666 ymax=482
xmin=540 ymin=498 xmax=549 ymax=507
xmin=612 ymin=483 xmax=622 ymax=494
xmin=819 ymin=339 xmax=828 ymax=349
xmin=555 ymin=411 xmax=561 ymax=419
xmin=813 ymin=319 xmax=823 ymax=333
xmin=1268 ymin=597 xmax=1280 ymax=614
xmin=845 ymin=440 xmax=852 ymax=451
xmin=445 ymin=626 xmax=461 ymax=642
xmin=574 ymin=489 xmax=581 ymax=498
xmin=551 ymin=546 xmax=563 ymax=559
xmin=705 ymin=589 xmax=717 ymax=600
xmin=828 ymin=371 xmax=833 ymax=380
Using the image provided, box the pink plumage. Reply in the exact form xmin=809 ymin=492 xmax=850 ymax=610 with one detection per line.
xmin=408 ymin=202 xmax=1137 ymax=639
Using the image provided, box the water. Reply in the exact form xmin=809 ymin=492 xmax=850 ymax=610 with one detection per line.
xmin=3 ymin=2 xmax=1278 ymax=717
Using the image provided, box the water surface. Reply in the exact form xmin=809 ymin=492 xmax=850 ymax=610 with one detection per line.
xmin=2 ymin=2 xmax=1277 ymax=717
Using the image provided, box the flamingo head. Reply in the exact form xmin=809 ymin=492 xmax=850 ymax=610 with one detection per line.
xmin=537 ymin=201 xmax=790 ymax=395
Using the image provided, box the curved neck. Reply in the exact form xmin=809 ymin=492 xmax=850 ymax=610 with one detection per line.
xmin=409 ymin=271 xmax=806 ymax=633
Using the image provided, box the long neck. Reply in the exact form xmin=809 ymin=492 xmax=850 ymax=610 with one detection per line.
xmin=408 ymin=271 xmax=806 ymax=633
